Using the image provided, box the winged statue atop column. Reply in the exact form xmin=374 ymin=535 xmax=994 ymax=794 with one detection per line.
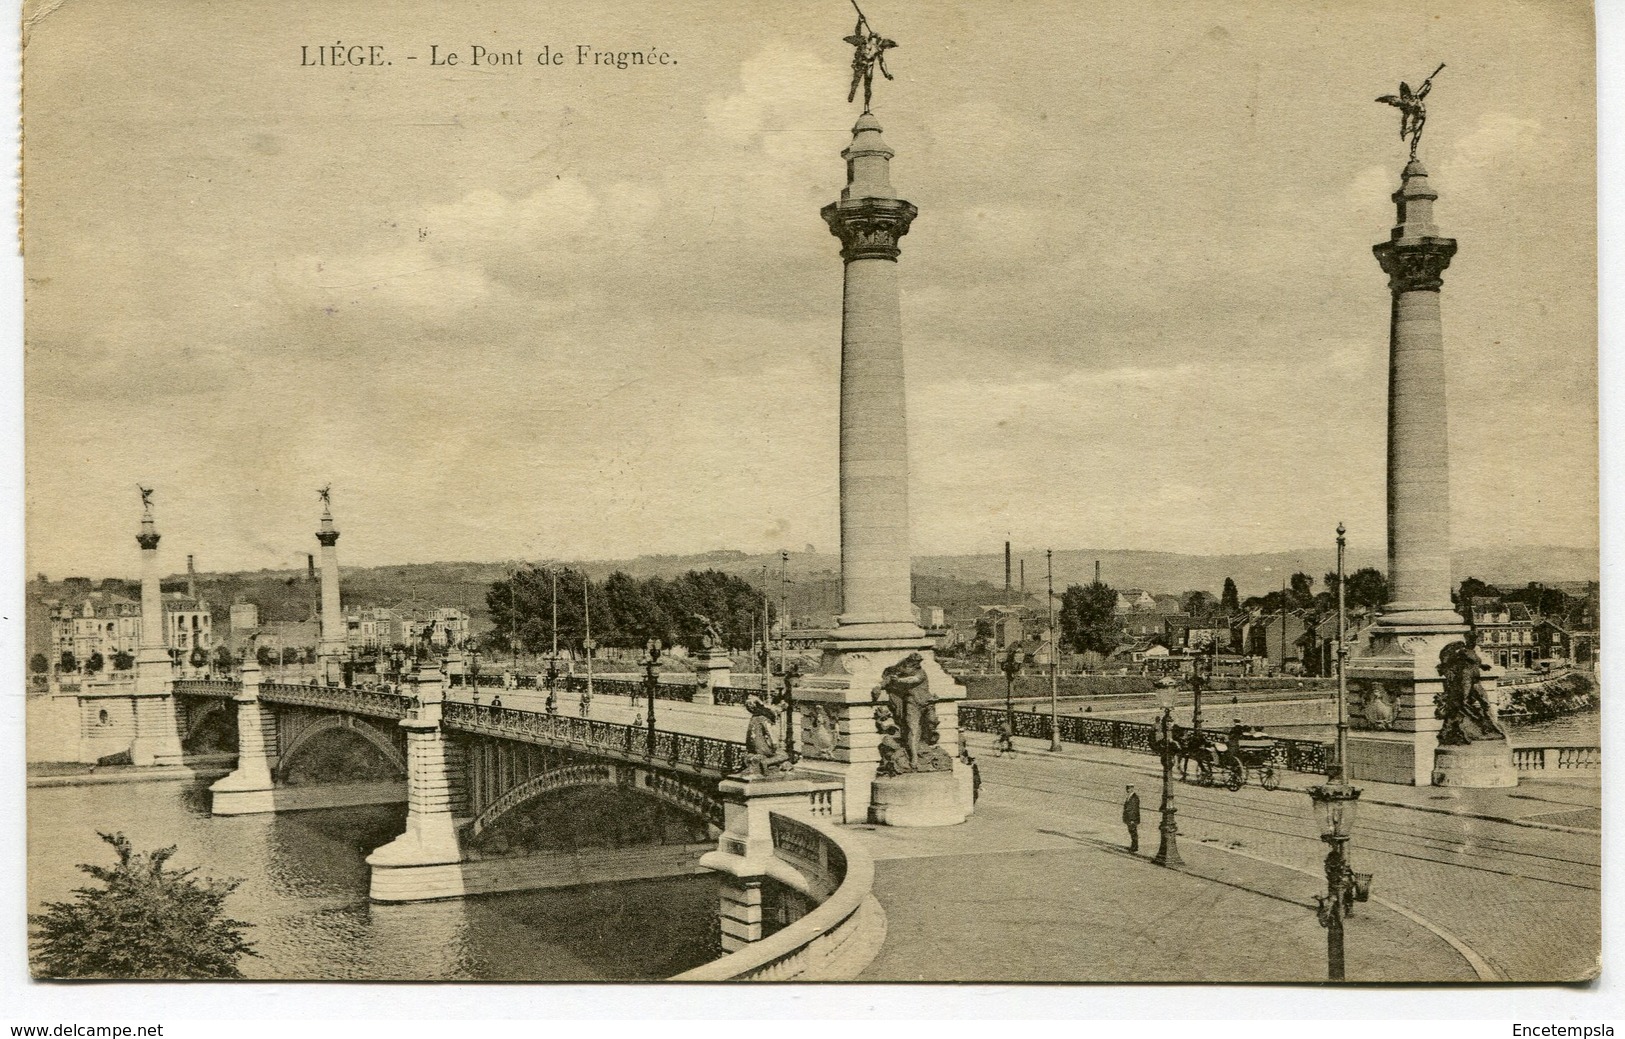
xmin=1376 ymin=63 xmax=1445 ymax=161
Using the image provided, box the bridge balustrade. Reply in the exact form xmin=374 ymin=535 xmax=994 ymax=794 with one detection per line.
xmin=442 ymin=701 xmax=746 ymax=776
xmin=674 ymin=811 xmax=878 ymax=982
xmin=1513 ymin=745 xmax=1601 ymax=772
xmin=258 ymin=682 xmax=413 ymax=721
xmin=173 ymin=679 xmax=240 ymax=698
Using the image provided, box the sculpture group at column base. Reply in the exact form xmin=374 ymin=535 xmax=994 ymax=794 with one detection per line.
xmin=789 ymin=630 xmax=974 ymax=826
xmin=868 ymin=769 xmax=970 ymax=827
xmin=1432 ymin=740 xmax=1518 ymax=788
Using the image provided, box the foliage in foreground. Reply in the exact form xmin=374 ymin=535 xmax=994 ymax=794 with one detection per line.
xmin=30 ymin=831 xmax=256 ymax=979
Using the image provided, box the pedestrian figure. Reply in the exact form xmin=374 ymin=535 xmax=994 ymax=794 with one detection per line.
xmin=490 ymin=695 xmax=502 ymax=709
xmin=1122 ymin=784 xmax=1141 ymax=852
xmin=970 ymin=756 xmax=982 ymax=804
xmin=996 ymin=721 xmax=1016 ymax=757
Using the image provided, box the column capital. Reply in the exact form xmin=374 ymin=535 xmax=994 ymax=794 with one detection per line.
xmin=822 ymin=196 xmax=917 ymax=262
xmin=1374 ymin=237 xmax=1457 ymax=293
xmin=136 ymin=531 xmax=161 ymax=550
xmin=315 ymin=529 xmax=340 ymax=547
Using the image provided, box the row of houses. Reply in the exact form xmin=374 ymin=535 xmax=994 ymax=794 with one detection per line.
xmin=968 ymin=592 xmax=1598 ymax=677
xmin=48 ymin=591 xmax=214 ymax=668
xmin=47 ymin=591 xmax=474 ymax=673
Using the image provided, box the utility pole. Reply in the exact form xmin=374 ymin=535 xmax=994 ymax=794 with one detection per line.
xmin=1336 ymin=523 xmax=1350 ymax=782
xmin=761 ymin=565 xmax=772 ymax=696
xmin=1281 ymin=577 xmax=1288 ymax=674
xmin=779 ymin=550 xmax=789 ymax=679
xmin=1047 ymin=548 xmax=1060 ymax=753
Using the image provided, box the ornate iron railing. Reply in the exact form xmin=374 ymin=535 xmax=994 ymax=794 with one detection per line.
xmin=258 ymin=682 xmax=412 ymax=721
xmin=959 ymin=704 xmax=1332 ymax=775
xmin=442 ymin=701 xmax=746 ymax=776
xmin=173 ymin=679 xmax=240 ymax=698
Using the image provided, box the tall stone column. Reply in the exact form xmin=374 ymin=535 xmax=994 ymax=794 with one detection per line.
xmin=788 ymin=114 xmax=969 ymax=825
xmin=367 ymin=665 xmax=471 ymax=901
xmin=1373 ymin=160 xmax=1462 ymax=631
xmin=210 ymin=658 xmax=280 ymax=814
xmin=316 ymin=498 xmax=345 ymax=684
xmin=1349 ymin=160 xmax=1511 ymax=787
xmin=823 ymin=113 xmax=921 ymax=643
xmin=131 ymin=497 xmax=183 ymax=767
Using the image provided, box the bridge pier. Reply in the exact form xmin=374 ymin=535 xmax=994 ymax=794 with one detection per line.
xmin=367 ymin=666 xmax=473 ymax=902
xmin=209 ymin=659 xmax=280 ymax=814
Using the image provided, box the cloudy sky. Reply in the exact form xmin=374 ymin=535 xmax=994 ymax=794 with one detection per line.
xmin=21 ymin=0 xmax=1596 ymax=578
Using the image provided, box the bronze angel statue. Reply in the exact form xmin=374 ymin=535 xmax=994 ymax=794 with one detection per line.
xmin=1376 ymin=63 xmax=1445 ymax=161
xmin=844 ymin=2 xmax=897 ymax=112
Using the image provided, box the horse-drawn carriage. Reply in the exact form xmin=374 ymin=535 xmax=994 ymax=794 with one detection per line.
xmin=1175 ymin=727 xmax=1281 ymax=791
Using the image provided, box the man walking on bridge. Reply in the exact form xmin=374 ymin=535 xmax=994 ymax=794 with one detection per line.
xmin=1122 ymin=784 xmax=1141 ymax=853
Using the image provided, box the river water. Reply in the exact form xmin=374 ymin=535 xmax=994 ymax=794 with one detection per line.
xmin=26 ymin=778 xmax=719 ymax=980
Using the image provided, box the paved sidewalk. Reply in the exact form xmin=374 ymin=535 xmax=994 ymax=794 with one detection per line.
xmin=851 ymin=799 xmax=1476 ymax=983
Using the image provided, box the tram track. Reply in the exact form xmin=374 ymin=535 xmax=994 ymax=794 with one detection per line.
xmin=982 ymin=761 xmax=1600 ymax=892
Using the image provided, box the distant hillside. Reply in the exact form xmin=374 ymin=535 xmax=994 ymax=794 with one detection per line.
xmin=28 ymin=543 xmax=1594 ymax=658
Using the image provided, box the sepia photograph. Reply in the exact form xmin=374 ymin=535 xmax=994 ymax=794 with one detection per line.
xmin=12 ymin=0 xmax=1604 ymax=996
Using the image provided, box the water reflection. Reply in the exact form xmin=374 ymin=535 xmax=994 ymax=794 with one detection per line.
xmin=28 ymin=778 xmax=716 ymax=981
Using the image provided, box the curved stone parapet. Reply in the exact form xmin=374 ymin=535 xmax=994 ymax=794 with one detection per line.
xmin=673 ymin=811 xmax=885 ymax=982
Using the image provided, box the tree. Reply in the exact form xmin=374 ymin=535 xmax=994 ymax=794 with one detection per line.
xmin=85 ymin=651 xmax=105 ymax=675
xmin=30 ymin=652 xmax=48 ymax=674
xmin=1181 ymin=590 xmax=1217 ymax=617
xmin=213 ymin=645 xmax=235 ymax=673
xmin=1454 ymin=576 xmax=1501 ymax=609
xmin=1325 ymin=567 xmax=1390 ymax=610
xmin=1059 ymin=581 xmax=1119 ymax=656
xmin=59 ymin=651 xmax=77 ymax=673
xmin=255 ymin=645 xmax=275 ymax=667
xmin=1220 ymin=578 xmax=1240 ymax=614
xmin=1289 ymin=572 xmax=1315 ymax=608
xmin=189 ymin=645 xmax=208 ymax=669
xmin=111 ymin=650 xmax=135 ymax=672
xmin=30 ymin=832 xmax=256 ymax=979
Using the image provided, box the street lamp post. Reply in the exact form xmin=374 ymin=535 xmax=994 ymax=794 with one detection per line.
xmin=1001 ymin=644 xmax=1022 ymax=733
xmin=1150 ymin=692 xmax=1183 ymax=868
xmin=783 ymin=662 xmax=801 ymax=765
xmin=1190 ymin=643 xmax=1210 ymax=734
xmin=1047 ymin=548 xmax=1061 ymax=753
xmin=1308 ymin=780 xmax=1365 ymax=981
xmin=582 ymin=576 xmax=595 ymax=717
xmin=643 ymin=639 xmax=662 ymax=758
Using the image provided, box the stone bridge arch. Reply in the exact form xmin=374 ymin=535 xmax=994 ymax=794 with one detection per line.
xmin=465 ymin=761 xmax=723 ymax=844
xmin=275 ymin=712 xmax=407 ymax=783
xmin=179 ymin=697 xmax=236 ymax=752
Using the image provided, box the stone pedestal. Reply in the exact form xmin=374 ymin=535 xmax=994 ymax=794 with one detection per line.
xmin=1431 ymin=740 xmax=1518 ymax=788
xmin=210 ymin=661 xmax=280 ymax=815
xmin=869 ymin=770 xmax=968 ymax=827
xmin=793 ymin=639 xmax=971 ymax=824
xmin=692 ymin=649 xmax=731 ymax=705
xmin=366 ymin=669 xmax=471 ymax=902
xmin=1347 ymin=626 xmax=1461 ymax=786
xmin=698 ymin=772 xmax=846 ymax=951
